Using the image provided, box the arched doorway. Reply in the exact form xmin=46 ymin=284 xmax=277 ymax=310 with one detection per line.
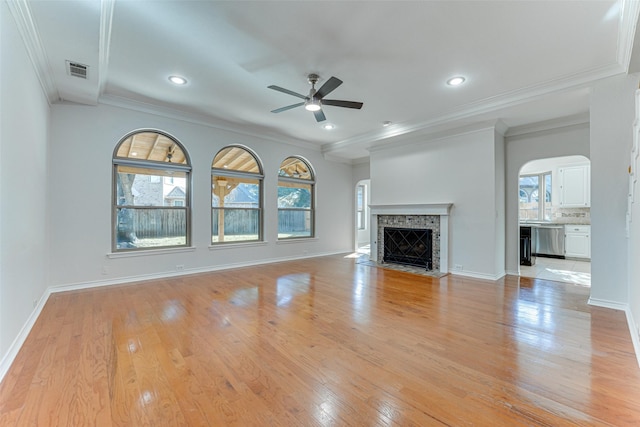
xmin=518 ymin=155 xmax=591 ymax=286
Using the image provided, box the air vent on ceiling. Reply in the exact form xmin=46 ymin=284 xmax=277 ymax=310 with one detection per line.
xmin=66 ymin=61 xmax=88 ymax=79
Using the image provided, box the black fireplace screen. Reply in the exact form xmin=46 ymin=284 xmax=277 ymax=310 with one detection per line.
xmin=383 ymin=227 xmax=433 ymax=270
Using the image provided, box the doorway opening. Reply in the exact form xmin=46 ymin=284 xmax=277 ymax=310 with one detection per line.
xmin=355 ymin=179 xmax=370 ymax=255
xmin=518 ymin=155 xmax=591 ymax=286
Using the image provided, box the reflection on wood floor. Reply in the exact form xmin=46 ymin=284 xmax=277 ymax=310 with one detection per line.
xmin=0 ymin=254 xmax=638 ymax=425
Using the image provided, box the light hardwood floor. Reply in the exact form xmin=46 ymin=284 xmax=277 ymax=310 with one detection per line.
xmin=0 ymin=254 xmax=639 ymax=426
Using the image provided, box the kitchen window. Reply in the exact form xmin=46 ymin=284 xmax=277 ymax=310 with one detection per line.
xmin=519 ymin=172 xmax=551 ymax=221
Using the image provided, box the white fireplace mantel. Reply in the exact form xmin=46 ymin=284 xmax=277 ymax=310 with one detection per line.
xmin=369 ymin=203 xmax=452 ymax=216
xmin=369 ymin=203 xmax=452 ymax=274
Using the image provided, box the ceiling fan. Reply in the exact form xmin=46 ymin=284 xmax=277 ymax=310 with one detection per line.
xmin=268 ymin=74 xmax=363 ymax=122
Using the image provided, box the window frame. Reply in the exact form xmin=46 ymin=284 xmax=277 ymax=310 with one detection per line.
xmin=112 ymin=130 xmax=192 ymax=253
xmin=356 ymin=184 xmax=366 ymax=230
xmin=211 ymin=145 xmax=264 ymax=244
xmin=277 ymin=156 xmax=316 ymax=240
xmin=519 ymin=171 xmax=552 ymax=221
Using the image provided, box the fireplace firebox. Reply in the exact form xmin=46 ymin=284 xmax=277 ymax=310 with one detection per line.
xmin=383 ymin=227 xmax=433 ymax=270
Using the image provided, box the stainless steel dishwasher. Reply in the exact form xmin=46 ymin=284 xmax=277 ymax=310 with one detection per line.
xmin=533 ymin=224 xmax=565 ymax=258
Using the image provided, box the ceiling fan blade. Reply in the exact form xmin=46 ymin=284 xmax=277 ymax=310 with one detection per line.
xmin=271 ymin=102 xmax=305 ymax=113
xmin=314 ymin=76 xmax=342 ymax=99
xmin=314 ymin=109 xmax=326 ymax=122
xmin=322 ymin=99 xmax=363 ymax=109
xmin=268 ymin=85 xmax=308 ymax=100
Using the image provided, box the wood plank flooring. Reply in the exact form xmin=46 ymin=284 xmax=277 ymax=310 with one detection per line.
xmin=1 ymin=254 xmax=639 ymax=426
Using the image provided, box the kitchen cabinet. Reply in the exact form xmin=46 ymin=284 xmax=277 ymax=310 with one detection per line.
xmin=559 ymin=164 xmax=590 ymax=207
xmin=565 ymin=225 xmax=590 ymax=259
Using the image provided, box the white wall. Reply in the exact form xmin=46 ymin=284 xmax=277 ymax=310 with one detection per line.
xmin=493 ymin=129 xmax=506 ymax=276
xmin=47 ymin=103 xmax=354 ymax=287
xmin=629 ymin=89 xmax=640 ymax=352
xmin=590 ymin=74 xmax=639 ymax=307
xmin=352 ymin=160 xmax=370 ymax=185
xmin=369 ymin=126 xmax=505 ymax=279
xmin=505 ymin=124 xmax=590 ymax=274
xmin=0 ymin=2 xmax=50 ymax=357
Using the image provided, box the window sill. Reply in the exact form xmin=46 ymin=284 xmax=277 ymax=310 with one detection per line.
xmin=276 ymin=237 xmax=318 ymax=245
xmin=107 ymin=246 xmax=196 ymax=258
xmin=209 ymin=241 xmax=269 ymax=250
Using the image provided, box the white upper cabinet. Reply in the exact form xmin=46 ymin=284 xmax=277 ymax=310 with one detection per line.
xmin=559 ymin=164 xmax=590 ymax=207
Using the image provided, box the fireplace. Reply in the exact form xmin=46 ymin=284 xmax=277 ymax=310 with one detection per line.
xmin=384 ymin=227 xmax=432 ymax=269
xmin=369 ymin=204 xmax=452 ymax=274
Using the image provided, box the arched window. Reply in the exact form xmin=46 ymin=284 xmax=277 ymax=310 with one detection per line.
xmin=112 ymin=130 xmax=191 ymax=251
xmin=519 ymin=189 xmax=528 ymax=203
xmin=212 ymin=146 xmax=263 ymax=243
xmin=278 ymin=156 xmax=315 ymax=239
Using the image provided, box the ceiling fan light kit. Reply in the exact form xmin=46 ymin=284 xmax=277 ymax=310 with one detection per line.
xmin=304 ymin=99 xmax=322 ymax=111
xmin=268 ymin=73 xmax=363 ymax=122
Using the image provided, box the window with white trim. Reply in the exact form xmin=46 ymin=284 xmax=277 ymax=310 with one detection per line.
xmin=112 ymin=130 xmax=191 ymax=251
xmin=519 ymin=172 xmax=552 ymax=221
xmin=278 ymin=156 xmax=315 ymax=239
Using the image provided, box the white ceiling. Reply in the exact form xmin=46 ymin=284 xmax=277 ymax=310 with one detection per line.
xmin=10 ymin=0 xmax=639 ymax=160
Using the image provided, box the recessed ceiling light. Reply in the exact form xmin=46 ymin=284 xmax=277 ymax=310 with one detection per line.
xmin=382 ymin=121 xmax=392 ymax=127
xmin=322 ymin=123 xmax=335 ymax=130
xmin=446 ymin=76 xmax=466 ymax=86
xmin=168 ymin=75 xmax=187 ymax=85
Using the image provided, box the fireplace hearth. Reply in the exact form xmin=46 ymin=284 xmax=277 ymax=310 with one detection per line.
xmin=384 ymin=227 xmax=433 ymax=270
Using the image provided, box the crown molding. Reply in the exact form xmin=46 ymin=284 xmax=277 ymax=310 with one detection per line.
xmin=618 ymin=0 xmax=640 ymax=71
xmin=494 ymin=119 xmax=509 ymax=136
xmin=367 ymin=120 xmax=502 ymax=155
xmin=98 ymin=0 xmax=115 ymax=96
xmin=322 ymin=63 xmax=623 ymax=157
xmin=98 ymin=94 xmax=322 ymax=153
xmin=505 ymin=112 xmax=590 ymax=138
xmin=351 ymin=156 xmax=370 ymax=166
xmin=321 ymin=152 xmax=355 ymax=165
xmin=6 ymin=0 xmax=59 ymax=104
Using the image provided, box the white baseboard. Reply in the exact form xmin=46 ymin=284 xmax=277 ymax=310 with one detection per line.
xmin=49 ymin=250 xmax=348 ymax=294
xmin=449 ymin=270 xmax=506 ymax=281
xmin=587 ymin=297 xmax=628 ymax=312
xmin=0 ymin=250 xmax=348 ymax=383
xmin=0 ymin=289 xmax=52 ymax=382
xmin=588 ymin=297 xmax=640 ymax=368
xmin=625 ymin=308 xmax=640 ymax=368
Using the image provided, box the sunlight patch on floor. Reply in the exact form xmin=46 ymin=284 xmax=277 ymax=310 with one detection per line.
xmin=543 ymin=268 xmax=591 ymax=287
xmin=520 ymin=257 xmax=591 ymax=286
